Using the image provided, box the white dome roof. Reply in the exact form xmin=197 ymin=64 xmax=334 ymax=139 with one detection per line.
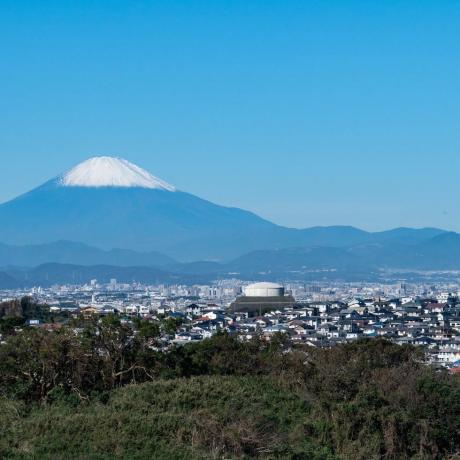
xmin=246 ymin=282 xmax=283 ymax=289
xmin=244 ymin=282 xmax=285 ymax=297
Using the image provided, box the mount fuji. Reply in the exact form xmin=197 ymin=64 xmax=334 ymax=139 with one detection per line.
xmin=0 ymin=156 xmax=447 ymax=261
xmin=0 ymin=156 xmax=307 ymax=260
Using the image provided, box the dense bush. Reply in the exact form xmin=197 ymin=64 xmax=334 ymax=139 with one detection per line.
xmin=0 ymin=376 xmax=334 ymax=459
xmin=0 ymin=319 xmax=458 ymax=459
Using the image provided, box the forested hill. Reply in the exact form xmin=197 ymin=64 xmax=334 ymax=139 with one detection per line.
xmin=0 ymin=311 xmax=459 ymax=459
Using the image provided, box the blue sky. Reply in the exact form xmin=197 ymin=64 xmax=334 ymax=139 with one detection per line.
xmin=1 ymin=1 xmax=460 ymax=230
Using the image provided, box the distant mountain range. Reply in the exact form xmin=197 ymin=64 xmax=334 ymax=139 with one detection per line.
xmin=0 ymin=156 xmax=450 ymax=261
xmin=0 ymin=156 xmax=458 ymax=277
xmin=1 ymin=263 xmax=204 ymax=288
xmin=3 ymin=231 xmax=460 ymax=288
xmin=223 ymin=231 xmax=460 ymax=274
xmin=0 ymin=241 xmax=175 ymax=268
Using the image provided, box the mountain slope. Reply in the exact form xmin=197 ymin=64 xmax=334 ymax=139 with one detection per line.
xmin=0 ymin=156 xmax=450 ymax=261
xmin=0 ymin=180 xmax=291 ymax=260
xmin=6 ymin=230 xmax=460 ymax=288
xmin=0 ymin=157 xmax=372 ymax=260
xmin=0 ymin=241 xmax=175 ymax=268
xmin=4 ymin=263 xmax=207 ymax=287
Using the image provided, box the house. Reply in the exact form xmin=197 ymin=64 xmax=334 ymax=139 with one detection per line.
xmin=186 ymin=303 xmax=203 ymax=316
xmin=173 ymin=332 xmax=202 ymax=343
xmin=434 ymin=348 xmax=460 ymax=364
xmin=79 ymin=307 xmax=99 ymax=317
xmin=125 ymin=305 xmax=139 ymax=316
xmin=309 ymin=302 xmax=331 ymax=313
xmin=254 ymin=317 xmax=272 ymax=328
xmin=264 ymin=324 xmax=289 ymax=334
xmin=26 ymin=319 xmax=41 ymax=326
xmin=190 ymin=326 xmax=213 ymax=339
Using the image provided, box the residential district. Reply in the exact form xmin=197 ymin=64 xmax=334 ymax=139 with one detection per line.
xmin=1 ymin=278 xmax=460 ymax=373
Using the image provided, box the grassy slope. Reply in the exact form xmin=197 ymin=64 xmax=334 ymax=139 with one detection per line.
xmin=0 ymin=376 xmax=335 ymax=460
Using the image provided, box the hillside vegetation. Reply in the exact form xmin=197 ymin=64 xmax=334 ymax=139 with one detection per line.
xmin=0 ymin=310 xmax=458 ymax=459
xmin=1 ymin=376 xmax=331 ymax=459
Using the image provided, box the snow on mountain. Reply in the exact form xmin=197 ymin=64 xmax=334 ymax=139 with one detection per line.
xmin=59 ymin=156 xmax=175 ymax=191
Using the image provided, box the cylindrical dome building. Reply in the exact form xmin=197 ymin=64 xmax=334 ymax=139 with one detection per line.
xmin=244 ymin=282 xmax=284 ymax=298
xmin=229 ymin=281 xmax=294 ymax=315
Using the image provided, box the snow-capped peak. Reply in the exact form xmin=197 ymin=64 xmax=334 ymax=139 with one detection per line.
xmin=59 ymin=156 xmax=176 ymax=191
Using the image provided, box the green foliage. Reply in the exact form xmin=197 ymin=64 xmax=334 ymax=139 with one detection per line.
xmin=0 ymin=376 xmax=335 ymax=459
xmin=0 ymin=297 xmax=70 ymax=332
xmin=0 ymin=316 xmax=24 ymax=335
xmin=101 ymin=313 xmax=122 ymax=328
xmin=0 ymin=320 xmax=458 ymax=459
xmin=300 ymin=340 xmax=460 ymax=459
xmin=162 ymin=316 xmax=182 ymax=335
xmin=0 ymin=297 xmax=37 ymax=319
xmin=138 ymin=320 xmax=160 ymax=339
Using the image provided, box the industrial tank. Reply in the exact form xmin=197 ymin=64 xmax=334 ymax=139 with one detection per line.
xmin=244 ymin=282 xmax=284 ymax=297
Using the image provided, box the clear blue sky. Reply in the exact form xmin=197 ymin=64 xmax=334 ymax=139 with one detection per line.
xmin=1 ymin=0 xmax=460 ymax=231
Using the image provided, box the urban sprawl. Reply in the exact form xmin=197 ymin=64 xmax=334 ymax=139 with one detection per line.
xmin=1 ymin=279 xmax=460 ymax=373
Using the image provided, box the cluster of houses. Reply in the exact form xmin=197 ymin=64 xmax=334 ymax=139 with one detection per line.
xmin=6 ymin=293 xmax=460 ymax=373
xmin=170 ymin=296 xmax=460 ymax=371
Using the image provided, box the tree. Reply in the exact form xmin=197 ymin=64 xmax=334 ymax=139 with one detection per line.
xmin=138 ymin=320 xmax=160 ymax=340
xmin=162 ymin=317 xmax=182 ymax=335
